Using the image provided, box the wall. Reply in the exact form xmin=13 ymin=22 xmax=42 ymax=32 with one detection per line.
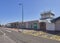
xmin=55 ymin=20 xmax=60 ymax=31
xmin=25 ymin=20 xmax=40 ymax=29
xmin=46 ymin=22 xmax=55 ymax=31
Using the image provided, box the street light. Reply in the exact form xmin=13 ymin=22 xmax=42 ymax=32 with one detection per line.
xmin=19 ymin=3 xmax=24 ymax=31
xmin=19 ymin=3 xmax=24 ymax=24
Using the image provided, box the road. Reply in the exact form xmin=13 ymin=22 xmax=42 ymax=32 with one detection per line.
xmin=0 ymin=27 xmax=60 ymax=43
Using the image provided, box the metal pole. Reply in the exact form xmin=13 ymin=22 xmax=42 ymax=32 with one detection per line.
xmin=22 ymin=3 xmax=24 ymax=28
xmin=19 ymin=3 xmax=24 ymax=32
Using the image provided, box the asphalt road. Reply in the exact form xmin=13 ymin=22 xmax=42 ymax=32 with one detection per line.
xmin=0 ymin=27 xmax=60 ymax=43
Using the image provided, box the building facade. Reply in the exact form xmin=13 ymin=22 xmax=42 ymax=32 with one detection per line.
xmin=51 ymin=17 xmax=60 ymax=31
xmin=6 ymin=11 xmax=59 ymax=31
xmin=6 ymin=20 xmax=40 ymax=30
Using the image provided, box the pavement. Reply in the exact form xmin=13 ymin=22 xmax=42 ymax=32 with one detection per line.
xmin=0 ymin=27 xmax=60 ymax=43
xmin=0 ymin=29 xmax=16 ymax=43
xmin=0 ymin=35 xmax=16 ymax=43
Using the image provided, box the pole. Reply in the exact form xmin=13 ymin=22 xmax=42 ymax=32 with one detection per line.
xmin=22 ymin=3 xmax=24 ymax=28
xmin=19 ymin=3 xmax=24 ymax=31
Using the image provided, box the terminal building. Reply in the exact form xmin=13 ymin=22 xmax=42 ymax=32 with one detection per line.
xmin=5 ymin=11 xmax=60 ymax=31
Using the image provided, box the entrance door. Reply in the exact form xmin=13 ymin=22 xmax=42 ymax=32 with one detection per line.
xmin=33 ymin=23 xmax=37 ymax=29
xmin=40 ymin=22 xmax=46 ymax=30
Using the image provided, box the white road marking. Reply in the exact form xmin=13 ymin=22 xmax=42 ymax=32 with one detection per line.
xmin=4 ymin=36 xmax=16 ymax=43
xmin=0 ymin=30 xmax=16 ymax=43
xmin=4 ymin=33 xmax=6 ymax=36
xmin=0 ymin=30 xmax=6 ymax=36
xmin=0 ymin=30 xmax=4 ymax=34
xmin=0 ymin=30 xmax=6 ymax=40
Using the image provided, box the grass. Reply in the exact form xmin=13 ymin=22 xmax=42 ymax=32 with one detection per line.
xmin=10 ymin=28 xmax=60 ymax=41
xmin=22 ymin=30 xmax=60 ymax=41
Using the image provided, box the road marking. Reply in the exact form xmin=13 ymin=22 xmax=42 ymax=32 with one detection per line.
xmin=0 ymin=30 xmax=6 ymax=36
xmin=0 ymin=30 xmax=6 ymax=40
xmin=4 ymin=33 xmax=6 ymax=36
xmin=5 ymin=36 xmax=16 ymax=43
xmin=0 ymin=30 xmax=4 ymax=34
xmin=0 ymin=30 xmax=16 ymax=43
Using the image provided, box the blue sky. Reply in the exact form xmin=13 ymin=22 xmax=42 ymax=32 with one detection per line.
xmin=0 ymin=0 xmax=60 ymax=24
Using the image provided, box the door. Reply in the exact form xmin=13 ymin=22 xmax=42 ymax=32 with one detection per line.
xmin=33 ymin=23 xmax=37 ymax=29
xmin=40 ymin=22 xmax=46 ymax=30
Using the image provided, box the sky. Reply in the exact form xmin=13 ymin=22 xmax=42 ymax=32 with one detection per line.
xmin=0 ymin=0 xmax=60 ymax=24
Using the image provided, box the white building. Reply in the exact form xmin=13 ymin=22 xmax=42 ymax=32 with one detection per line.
xmin=40 ymin=11 xmax=55 ymax=31
xmin=5 ymin=11 xmax=56 ymax=31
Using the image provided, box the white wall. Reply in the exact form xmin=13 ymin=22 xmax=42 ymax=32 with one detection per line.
xmin=26 ymin=23 xmax=29 ymax=28
xmin=46 ymin=22 xmax=55 ymax=31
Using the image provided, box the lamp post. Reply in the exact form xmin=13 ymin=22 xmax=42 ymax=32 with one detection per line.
xmin=22 ymin=3 xmax=24 ymax=28
xmin=19 ymin=3 xmax=24 ymax=31
xmin=19 ymin=3 xmax=24 ymax=24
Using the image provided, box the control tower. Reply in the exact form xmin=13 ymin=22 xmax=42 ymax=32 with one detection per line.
xmin=40 ymin=11 xmax=55 ymax=20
